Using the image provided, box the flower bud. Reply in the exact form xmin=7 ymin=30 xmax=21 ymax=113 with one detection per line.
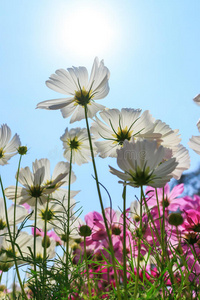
xmin=18 ymin=146 xmax=28 ymax=155
xmin=42 ymin=236 xmax=51 ymax=248
xmin=168 ymin=212 xmax=184 ymax=226
xmin=79 ymin=225 xmax=92 ymax=237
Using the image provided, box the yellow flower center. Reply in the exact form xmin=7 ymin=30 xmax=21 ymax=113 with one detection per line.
xmin=40 ymin=208 xmax=54 ymax=221
xmin=112 ymin=126 xmax=133 ymax=145
xmin=29 ymin=185 xmax=43 ymax=198
xmin=67 ymin=137 xmax=82 ymax=150
xmin=0 ymin=219 xmax=6 ymax=230
xmin=74 ymin=87 xmax=93 ymax=106
xmin=0 ymin=148 xmax=5 ymax=159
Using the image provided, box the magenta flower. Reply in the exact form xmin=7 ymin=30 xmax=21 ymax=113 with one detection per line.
xmin=145 ymin=183 xmax=187 ymax=213
xmin=182 ymin=209 xmax=200 ymax=233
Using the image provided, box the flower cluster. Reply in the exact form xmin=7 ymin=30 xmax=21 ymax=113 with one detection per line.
xmin=1 ymin=57 xmax=200 ymax=299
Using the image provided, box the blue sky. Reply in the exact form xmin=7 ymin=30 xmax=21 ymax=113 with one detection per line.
xmin=1 ymin=0 xmax=200 ymax=216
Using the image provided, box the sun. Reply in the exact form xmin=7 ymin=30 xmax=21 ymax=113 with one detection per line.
xmin=42 ymin=3 xmax=119 ymax=60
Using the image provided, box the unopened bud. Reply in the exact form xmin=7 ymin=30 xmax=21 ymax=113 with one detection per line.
xmin=18 ymin=146 xmax=28 ymax=155
xmin=168 ymin=213 xmax=184 ymax=226
xmin=42 ymin=235 xmax=51 ymax=248
xmin=79 ymin=225 xmax=92 ymax=237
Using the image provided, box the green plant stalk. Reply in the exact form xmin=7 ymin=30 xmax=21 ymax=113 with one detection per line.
xmin=13 ymin=155 xmax=22 ymax=238
xmin=175 ymin=227 xmax=191 ymax=298
xmin=42 ymin=199 xmax=49 ymax=300
xmin=0 ymin=176 xmax=29 ymax=300
xmin=161 ymin=188 xmax=166 ymax=300
xmin=33 ymin=197 xmax=39 ymax=296
xmin=143 ymin=198 xmax=162 ymax=245
xmin=84 ymin=105 xmax=121 ymax=300
xmin=122 ymin=185 xmax=128 ymax=299
xmin=65 ymin=148 xmax=73 ymax=287
xmin=143 ymin=189 xmax=176 ymax=295
xmin=134 ymin=185 xmax=143 ymax=298
xmin=161 ymin=188 xmax=177 ymax=297
xmin=0 ymin=271 xmax=2 ymax=284
xmin=84 ymin=236 xmax=92 ymax=299
xmin=155 ymin=188 xmax=166 ymax=299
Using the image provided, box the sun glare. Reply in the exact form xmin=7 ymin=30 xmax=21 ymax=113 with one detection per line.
xmin=45 ymin=3 xmax=119 ymax=60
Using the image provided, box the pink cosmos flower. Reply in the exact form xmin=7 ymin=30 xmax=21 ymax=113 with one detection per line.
xmin=145 ymin=183 xmax=186 ymax=213
xmin=182 ymin=209 xmax=200 ymax=233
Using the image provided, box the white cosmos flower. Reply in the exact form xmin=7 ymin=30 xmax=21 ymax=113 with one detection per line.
xmin=0 ymin=198 xmax=28 ymax=230
xmin=30 ymin=195 xmax=77 ymax=231
xmin=193 ymin=94 xmax=200 ymax=105
xmin=60 ymin=127 xmax=96 ymax=165
xmin=0 ymin=124 xmax=21 ymax=165
xmin=152 ymin=119 xmax=181 ymax=151
xmin=197 ymin=119 xmax=200 ymax=132
xmin=0 ymin=231 xmax=32 ymax=270
xmin=55 ymin=216 xmax=84 ymax=243
xmin=28 ymin=236 xmax=56 ymax=260
xmin=91 ymin=108 xmax=160 ymax=158
xmin=109 ymin=139 xmax=178 ymax=188
xmin=129 ymin=200 xmax=145 ymax=222
xmin=171 ymin=144 xmax=190 ymax=180
xmin=188 ymin=118 xmax=200 ymax=156
xmin=5 ymin=159 xmax=70 ymax=207
xmin=188 ymin=135 xmax=200 ymax=155
xmin=36 ymin=57 xmax=110 ymax=123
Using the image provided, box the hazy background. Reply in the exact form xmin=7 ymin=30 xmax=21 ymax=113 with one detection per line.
xmin=1 ymin=0 xmax=200 ymax=216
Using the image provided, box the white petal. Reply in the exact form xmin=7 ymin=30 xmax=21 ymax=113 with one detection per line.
xmin=193 ymin=94 xmax=200 ymax=105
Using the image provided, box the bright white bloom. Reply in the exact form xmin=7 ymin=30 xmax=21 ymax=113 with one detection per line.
xmin=171 ymin=144 xmax=190 ymax=180
xmin=188 ymin=135 xmax=200 ymax=155
xmin=109 ymin=139 xmax=178 ymax=188
xmin=37 ymin=160 xmax=77 ymax=201
xmin=193 ymin=94 xmax=200 ymax=105
xmin=30 ymin=195 xmax=77 ymax=231
xmin=55 ymin=216 xmax=84 ymax=243
xmin=152 ymin=120 xmax=189 ymax=179
xmin=197 ymin=119 xmax=200 ymax=132
xmin=188 ymin=118 xmax=200 ymax=155
xmin=36 ymin=57 xmax=110 ymax=123
xmin=28 ymin=236 xmax=56 ymax=260
xmin=129 ymin=200 xmax=145 ymax=222
xmin=0 ymin=198 xmax=28 ymax=230
xmin=152 ymin=120 xmax=181 ymax=151
xmin=0 ymin=231 xmax=32 ymax=271
xmin=61 ymin=127 xmax=96 ymax=165
xmin=5 ymin=159 xmax=70 ymax=207
xmin=0 ymin=124 xmax=21 ymax=165
xmin=91 ymin=108 xmax=160 ymax=158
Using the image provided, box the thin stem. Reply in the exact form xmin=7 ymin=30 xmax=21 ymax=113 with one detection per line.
xmin=84 ymin=236 xmax=92 ymax=299
xmin=134 ymin=185 xmax=143 ymax=298
xmin=0 ymin=176 xmax=29 ymax=300
xmin=66 ymin=148 xmax=73 ymax=287
xmin=42 ymin=199 xmax=49 ymax=300
xmin=84 ymin=105 xmax=121 ymax=300
xmin=122 ymin=185 xmax=128 ymax=299
xmin=13 ymin=155 xmax=22 ymax=238
xmin=33 ymin=197 xmax=39 ymax=297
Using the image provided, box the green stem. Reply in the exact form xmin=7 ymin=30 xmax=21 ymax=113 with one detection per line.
xmin=0 ymin=176 xmax=29 ymax=300
xmin=84 ymin=105 xmax=121 ymax=300
xmin=66 ymin=148 xmax=73 ymax=287
xmin=122 ymin=185 xmax=128 ymax=299
xmin=42 ymin=199 xmax=49 ymax=300
xmin=161 ymin=188 xmax=166 ymax=300
xmin=14 ymin=155 xmax=22 ymax=238
xmin=84 ymin=236 xmax=92 ymax=299
xmin=33 ymin=197 xmax=39 ymax=296
xmin=134 ymin=185 xmax=143 ymax=298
